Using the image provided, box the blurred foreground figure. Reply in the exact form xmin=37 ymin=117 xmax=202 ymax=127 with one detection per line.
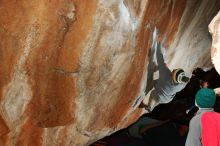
xmin=185 ymin=88 xmax=220 ymax=146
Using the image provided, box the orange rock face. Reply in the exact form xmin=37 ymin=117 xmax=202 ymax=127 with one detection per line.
xmin=0 ymin=0 xmax=219 ymax=145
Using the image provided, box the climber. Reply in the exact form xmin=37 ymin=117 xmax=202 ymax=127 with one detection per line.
xmin=185 ymin=88 xmax=220 ymax=146
xmin=140 ymin=41 xmax=190 ymax=112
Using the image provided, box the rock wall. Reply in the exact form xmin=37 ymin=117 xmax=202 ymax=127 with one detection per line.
xmin=209 ymin=11 xmax=220 ymax=75
xmin=0 ymin=0 xmax=219 ymax=146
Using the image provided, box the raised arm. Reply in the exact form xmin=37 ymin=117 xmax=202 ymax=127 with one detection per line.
xmin=156 ymin=42 xmax=167 ymax=72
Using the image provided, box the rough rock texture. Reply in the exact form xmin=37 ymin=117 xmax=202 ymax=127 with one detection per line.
xmin=209 ymin=11 xmax=220 ymax=75
xmin=0 ymin=0 xmax=219 ymax=146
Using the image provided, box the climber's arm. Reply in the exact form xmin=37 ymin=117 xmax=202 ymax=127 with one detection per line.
xmin=156 ymin=42 xmax=169 ymax=73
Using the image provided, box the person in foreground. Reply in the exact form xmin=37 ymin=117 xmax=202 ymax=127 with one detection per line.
xmin=185 ymin=88 xmax=220 ymax=146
